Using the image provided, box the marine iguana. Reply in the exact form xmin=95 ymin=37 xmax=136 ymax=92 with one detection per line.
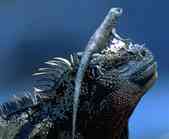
xmin=0 ymin=8 xmax=157 ymax=139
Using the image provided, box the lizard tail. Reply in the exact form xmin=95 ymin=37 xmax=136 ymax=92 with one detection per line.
xmin=72 ymin=7 xmax=123 ymax=139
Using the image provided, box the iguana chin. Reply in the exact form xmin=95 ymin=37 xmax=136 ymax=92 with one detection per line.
xmin=0 ymin=8 xmax=157 ymax=139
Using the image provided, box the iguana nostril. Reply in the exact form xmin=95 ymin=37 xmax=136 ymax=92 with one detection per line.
xmin=141 ymin=50 xmax=146 ymax=57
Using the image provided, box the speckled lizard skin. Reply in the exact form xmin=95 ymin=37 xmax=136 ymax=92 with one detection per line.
xmin=0 ymin=8 xmax=157 ymax=139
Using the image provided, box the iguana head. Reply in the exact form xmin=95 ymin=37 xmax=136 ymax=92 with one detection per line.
xmin=72 ymin=38 xmax=158 ymax=138
xmin=85 ymin=38 xmax=157 ymax=112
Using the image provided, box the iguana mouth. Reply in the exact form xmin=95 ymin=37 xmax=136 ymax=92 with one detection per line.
xmin=142 ymin=63 xmax=158 ymax=92
xmin=132 ymin=62 xmax=157 ymax=91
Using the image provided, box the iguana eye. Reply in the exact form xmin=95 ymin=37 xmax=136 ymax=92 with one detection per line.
xmin=117 ymin=64 xmax=129 ymax=73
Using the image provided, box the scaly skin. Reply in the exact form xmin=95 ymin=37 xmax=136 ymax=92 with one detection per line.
xmin=73 ymin=8 xmax=123 ymax=138
xmin=0 ymin=8 xmax=157 ymax=139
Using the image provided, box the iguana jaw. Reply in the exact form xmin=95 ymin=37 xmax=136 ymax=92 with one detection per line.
xmin=132 ymin=62 xmax=158 ymax=92
xmin=142 ymin=63 xmax=158 ymax=92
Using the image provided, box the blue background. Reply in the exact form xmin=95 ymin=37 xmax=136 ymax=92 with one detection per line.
xmin=0 ymin=0 xmax=168 ymax=138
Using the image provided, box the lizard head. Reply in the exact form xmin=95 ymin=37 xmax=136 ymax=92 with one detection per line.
xmin=75 ymin=38 xmax=158 ymax=138
xmin=85 ymin=38 xmax=158 ymax=112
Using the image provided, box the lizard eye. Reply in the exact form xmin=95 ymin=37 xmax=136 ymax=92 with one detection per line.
xmin=118 ymin=65 xmax=129 ymax=73
xmin=114 ymin=61 xmax=129 ymax=73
